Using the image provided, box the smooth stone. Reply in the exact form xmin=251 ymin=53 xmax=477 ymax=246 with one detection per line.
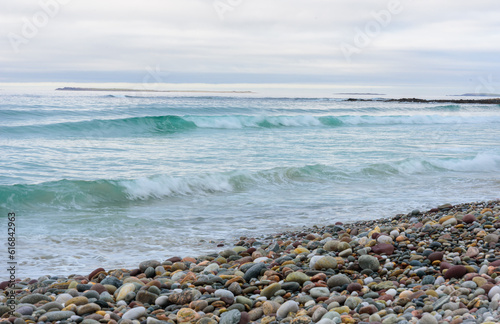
xmin=100 ymin=276 xmax=122 ymax=288
xmin=99 ymin=291 xmax=114 ymax=303
xmin=377 ymin=235 xmax=393 ymax=244
xmin=442 ymin=302 xmax=459 ymax=311
xmin=282 ymin=282 xmax=301 ymax=292
xmin=122 ymin=306 xmax=146 ymax=320
xmin=338 ymin=248 xmax=352 ymax=257
xmin=276 ymin=300 xmax=299 ymax=319
xmin=76 ymin=303 xmax=101 ymax=315
xmin=444 ymin=265 xmax=467 ymax=280
xmin=80 ymin=319 xmax=100 ymax=324
xmin=227 ymin=282 xmax=241 ymax=296
xmin=323 ymin=240 xmax=340 ymax=252
xmin=309 ymin=255 xmax=323 ymax=269
xmin=485 ymin=234 xmax=500 ymax=244
xmin=136 ymin=290 xmax=157 ymax=305
xmin=243 ymin=263 xmax=267 ymax=282
xmin=461 ymin=281 xmax=477 ymax=289
xmin=312 ymin=307 xmax=328 ymax=322
xmin=442 ymin=217 xmax=457 ymax=227
xmin=190 ymin=300 xmax=208 ymax=311
xmin=40 ymin=311 xmax=76 ymax=322
xmin=89 ymin=283 xmax=107 ymax=294
xmin=428 ymin=252 xmax=444 ymax=262
xmin=358 ymin=255 xmax=380 ymax=271
xmin=359 ymin=304 xmax=378 ymax=314
xmin=336 ymin=242 xmax=350 ymax=251
xmin=147 ymin=318 xmax=170 ymax=324
xmin=346 ymin=283 xmax=362 ymax=292
xmin=371 ymin=243 xmax=394 ymax=255
xmin=16 ymin=306 xmax=34 ymax=316
xmin=369 ymin=314 xmax=382 ymax=323
xmin=115 ymin=283 xmax=136 ymax=301
xmin=139 ymin=260 xmax=161 ymax=272
xmin=204 ymin=263 xmax=219 ymax=273
xmin=433 ymin=295 xmax=451 ymax=310
xmin=176 ymin=307 xmax=197 ymax=323
xmin=473 ymin=276 xmax=488 ymax=287
xmin=235 ymin=296 xmax=253 ymax=308
xmin=82 ymin=290 xmax=100 ymax=300
xmin=219 ymin=309 xmax=241 ymax=324
xmin=463 ymin=214 xmax=477 ymax=223
xmin=262 ymin=301 xmax=280 ymax=315
xmin=215 ymin=289 xmax=234 ymax=299
xmin=65 ymin=296 xmax=89 ymax=306
xmin=248 ymin=308 xmax=264 ymax=321
xmin=309 ymin=287 xmax=330 ymax=298
xmin=285 ymin=271 xmax=310 ymax=285
xmin=344 ymin=297 xmax=361 ymax=310
xmin=55 ymin=293 xmax=74 ymax=305
xmin=260 ymin=283 xmax=281 ymax=299
xmin=422 ymin=275 xmax=435 ymax=285
xmin=465 ymin=247 xmax=479 ymax=258
xmin=314 ymin=256 xmax=338 ymax=270
xmin=39 ymin=301 xmax=64 ymax=311
xmin=19 ymin=293 xmax=52 ymax=304
xmin=488 ymin=286 xmax=500 ymax=299
xmin=327 ymin=274 xmax=351 ymax=287
xmin=418 ymin=313 xmax=438 ymax=324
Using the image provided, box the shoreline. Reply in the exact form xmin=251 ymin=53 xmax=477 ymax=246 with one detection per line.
xmin=2 ymin=200 xmax=500 ymax=323
xmin=346 ymin=98 xmax=500 ymax=104
xmin=55 ymin=87 xmax=255 ymax=94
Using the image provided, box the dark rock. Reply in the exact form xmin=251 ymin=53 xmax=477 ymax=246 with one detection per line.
xmin=428 ymin=252 xmax=444 ymax=262
xmin=100 ymin=276 xmax=122 ymax=288
xmin=243 ymin=263 xmax=267 ymax=282
xmin=444 ymin=265 xmax=467 ymax=279
xmin=463 ymin=214 xmax=477 ymax=223
xmin=139 ymin=260 xmax=161 ymax=272
xmin=20 ymin=293 xmax=52 ymax=304
xmin=88 ymin=268 xmax=105 ymax=281
xmin=346 ymin=283 xmax=362 ymax=292
xmin=371 ymin=243 xmax=394 ymax=255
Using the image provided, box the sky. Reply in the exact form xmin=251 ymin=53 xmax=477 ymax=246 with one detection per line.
xmin=1 ymin=0 xmax=500 ymax=93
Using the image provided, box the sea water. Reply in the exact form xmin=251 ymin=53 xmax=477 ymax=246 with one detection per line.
xmin=1 ymin=89 xmax=499 ymax=278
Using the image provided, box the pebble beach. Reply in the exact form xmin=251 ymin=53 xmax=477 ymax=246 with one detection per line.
xmin=2 ymin=200 xmax=500 ymax=324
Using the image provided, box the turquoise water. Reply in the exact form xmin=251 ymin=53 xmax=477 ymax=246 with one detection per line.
xmin=1 ymin=90 xmax=499 ymax=278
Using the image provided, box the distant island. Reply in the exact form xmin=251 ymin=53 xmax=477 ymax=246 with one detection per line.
xmin=335 ymin=92 xmax=386 ymax=95
xmin=456 ymin=93 xmax=500 ymax=97
xmin=56 ymin=87 xmax=255 ymax=94
xmin=346 ymin=97 xmax=500 ymax=104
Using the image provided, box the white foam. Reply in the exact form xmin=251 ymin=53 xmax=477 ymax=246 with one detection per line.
xmin=431 ymin=153 xmax=500 ymax=172
xmin=120 ymin=173 xmax=234 ymax=200
xmin=340 ymin=114 xmax=500 ymax=125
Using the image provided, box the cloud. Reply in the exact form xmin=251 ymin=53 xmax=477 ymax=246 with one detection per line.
xmin=1 ymin=0 xmax=500 ymax=87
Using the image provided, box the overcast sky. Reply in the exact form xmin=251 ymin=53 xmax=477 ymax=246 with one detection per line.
xmin=1 ymin=0 xmax=500 ymax=92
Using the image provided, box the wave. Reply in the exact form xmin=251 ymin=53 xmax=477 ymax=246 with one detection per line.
xmin=2 ymin=113 xmax=499 ymax=137
xmin=2 ymin=153 xmax=498 ymax=210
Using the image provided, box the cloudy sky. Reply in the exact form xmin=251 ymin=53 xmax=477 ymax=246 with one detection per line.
xmin=1 ymin=0 xmax=500 ymax=93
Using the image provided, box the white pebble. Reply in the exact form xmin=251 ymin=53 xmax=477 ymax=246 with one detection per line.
xmin=386 ymin=288 xmax=397 ymax=297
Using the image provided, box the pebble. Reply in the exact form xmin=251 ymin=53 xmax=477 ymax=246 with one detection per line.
xmin=358 ymin=255 xmax=380 ymax=271
xmin=122 ymin=306 xmax=146 ymax=320
xmin=2 ymin=200 xmax=500 ymax=324
xmin=219 ymin=309 xmax=241 ymax=324
xmin=309 ymin=287 xmax=330 ymax=298
xmin=276 ymin=300 xmax=299 ymax=318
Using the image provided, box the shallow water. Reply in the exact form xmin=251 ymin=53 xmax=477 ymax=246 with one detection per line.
xmin=1 ymin=90 xmax=499 ymax=278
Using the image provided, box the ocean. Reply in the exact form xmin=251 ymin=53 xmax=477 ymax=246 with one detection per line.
xmin=1 ymin=87 xmax=499 ymax=279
